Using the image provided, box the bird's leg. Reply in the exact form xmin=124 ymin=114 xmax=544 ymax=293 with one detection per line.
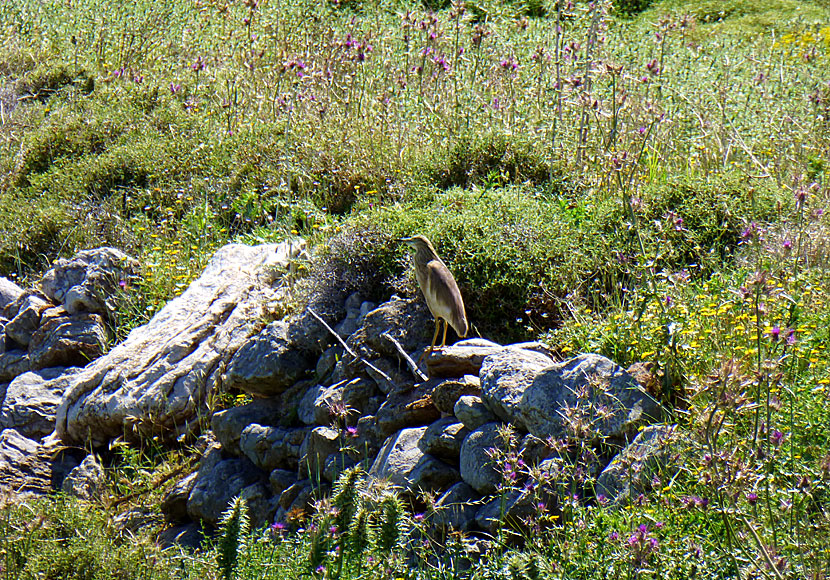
xmin=441 ymin=318 xmax=448 ymax=348
xmin=419 ymin=319 xmax=441 ymax=364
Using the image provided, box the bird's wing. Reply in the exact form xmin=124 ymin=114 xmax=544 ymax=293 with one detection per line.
xmin=426 ymin=260 xmax=468 ymax=337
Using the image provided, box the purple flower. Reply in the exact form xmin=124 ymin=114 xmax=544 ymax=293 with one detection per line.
xmin=771 ymin=430 xmax=784 ymax=447
xmin=609 ymin=531 xmax=619 ymax=540
xmin=770 ymin=325 xmax=780 ymax=341
xmin=169 ymin=82 xmax=182 ymax=94
xmin=346 ymin=426 xmax=358 ymax=437
xmin=747 ymin=492 xmax=758 ymax=505
xmin=787 ymin=328 xmax=796 ymax=345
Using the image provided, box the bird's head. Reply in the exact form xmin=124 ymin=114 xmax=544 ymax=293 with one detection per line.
xmin=398 ymin=235 xmax=435 ymax=253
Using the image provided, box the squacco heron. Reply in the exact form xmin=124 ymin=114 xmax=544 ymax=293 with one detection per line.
xmin=399 ymin=235 xmax=468 ymax=356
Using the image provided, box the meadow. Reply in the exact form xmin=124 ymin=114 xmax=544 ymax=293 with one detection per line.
xmin=1 ymin=0 xmax=829 ymax=577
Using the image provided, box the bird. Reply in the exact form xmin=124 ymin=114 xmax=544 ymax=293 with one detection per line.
xmin=399 ymin=235 xmax=468 ymax=357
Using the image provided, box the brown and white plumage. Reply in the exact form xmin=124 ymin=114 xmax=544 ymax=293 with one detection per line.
xmin=400 ymin=235 xmax=468 ymax=354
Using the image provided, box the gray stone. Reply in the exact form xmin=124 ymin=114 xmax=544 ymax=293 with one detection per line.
xmin=347 ymin=296 xmax=432 ymax=360
xmin=454 ymin=395 xmax=497 ymax=431
xmin=114 ymin=507 xmax=162 ymax=535
xmin=479 ymin=349 xmax=555 ymax=430
xmin=519 ymin=354 xmax=665 ymax=441
xmin=157 ymin=523 xmax=204 ymax=550
xmin=0 ymin=428 xmax=51 ymax=495
xmin=239 ymin=481 xmax=277 ymax=528
xmin=40 ymin=247 xmax=139 ymax=316
xmin=369 ymin=426 xmax=460 ymax=494
xmin=28 ymin=312 xmax=107 ymax=370
xmin=0 ymin=350 xmax=30 ymax=382
xmin=62 ymin=454 xmax=105 ymax=500
xmin=0 ymin=367 xmax=81 ymax=440
xmin=475 ymin=489 xmax=545 ymax=534
xmin=459 ymin=422 xmax=508 ymax=495
xmin=596 ymin=425 xmax=687 ymax=504
xmin=298 ymin=378 xmax=380 ymax=426
xmin=56 ymin=241 xmax=304 ymax=447
xmin=0 ymin=318 xmax=7 ymax=354
xmin=322 ymin=452 xmax=358 ymax=483
xmin=161 ymin=472 xmax=197 ymax=523
xmin=224 ymin=321 xmax=313 ymax=398
xmin=300 ymin=426 xmax=342 ymax=477
xmin=187 ymin=456 xmax=264 ymax=526
xmin=269 ymin=469 xmax=298 ymax=496
xmin=315 ymin=345 xmax=341 ymax=382
xmin=426 ymin=340 xmax=552 ymax=378
xmin=432 ymin=482 xmax=480 ymax=532
xmin=418 ymin=417 xmax=469 ymax=464
xmin=0 ymin=277 xmax=24 ymax=313
xmin=376 ymin=382 xmax=441 ymax=439
xmin=211 ymin=398 xmax=285 ymax=454
xmin=431 ymin=375 xmax=481 ymax=414
xmin=239 ymin=424 xmax=307 ymax=472
xmin=5 ymin=293 xmax=51 ymax=348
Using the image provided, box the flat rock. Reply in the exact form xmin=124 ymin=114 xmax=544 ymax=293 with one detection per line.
xmin=376 ymin=382 xmax=441 ymax=439
xmin=519 ymin=354 xmax=665 ymax=441
xmin=0 ymin=277 xmax=24 ymax=312
xmin=56 ymin=241 xmax=303 ymax=447
xmin=40 ymin=247 xmax=139 ymax=316
xmin=239 ymin=424 xmax=307 ymax=472
xmin=28 ymin=312 xmax=107 ymax=370
xmin=370 ymin=426 xmax=460 ymax=494
xmin=0 ymin=350 xmax=31 ymax=383
xmin=0 ymin=428 xmax=51 ymax=495
xmin=187 ymin=455 xmax=264 ymax=526
xmin=426 ymin=341 xmax=554 ymax=379
xmin=0 ymin=367 xmax=81 ymax=440
xmin=431 ymin=375 xmax=481 ymax=414
xmin=5 ymin=293 xmax=51 ymax=348
xmin=454 ymin=395 xmax=497 ymax=431
xmin=479 ymin=349 xmax=556 ymax=430
xmin=211 ymin=397 xmax=285 ymax=454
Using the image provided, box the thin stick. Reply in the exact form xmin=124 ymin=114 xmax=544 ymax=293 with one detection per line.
xmin=381 ymin=331 xmax=428 ymax=382
xmin=307 ymin=308 xmax=393 ymax=384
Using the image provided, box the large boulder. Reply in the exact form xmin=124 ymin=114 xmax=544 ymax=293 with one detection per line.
xmin=376 ymin=382 xmax=441 ymax=439
xmin=418 ymin=417 xmax=469 ymax=464
xmin=0 ymin=429 xmax=51 ymax=495
xmin=0 ymin=277 xmax=24 ymax=312
xmin=479 ymin=349 xmax=556 ymax=431
xmin=459 ymin=422 xmax=508 ymax=495
xmin=518 ymin=354 xmax=665 ymax=441
xmin=239 ymin=424 xmax=307 ymax=472
xmin=347 ymin=296 xmax=432 ymax=360
xmin=40 ymin=247 xmax=139 ymax=316
xmin=4 ymin=293 xmax=51 ymax=348
xmin=56 ymin=241 xmax=304 ymax=447
xmin=28 ymin=311 xmax=107 ymax=370
xmin=426 ymin=340 xmax=554 ymax=378
xmin=61 ymin=454 xmax=105 ymax=500
xmin=0 ymin=367 xmax=81 ymax=439
xmin=369 ymin=426 xmax=460 ymax=494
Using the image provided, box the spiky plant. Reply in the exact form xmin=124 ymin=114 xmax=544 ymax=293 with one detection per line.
xmin=376 ymin=494 xmax=407 ymax=553
xmin=332 ymin=466 xmax=364 ymax=535
xmin=216 ymin=496 xmax=249 ymax=580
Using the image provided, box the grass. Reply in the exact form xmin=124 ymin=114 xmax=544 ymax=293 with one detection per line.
xmin=1 ymin=0 xmax=830 ymax=577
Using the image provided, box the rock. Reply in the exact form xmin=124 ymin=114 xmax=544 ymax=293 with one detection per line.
xmin=239 ymin=424 xmax=307 ymax=472
xmin=62 ymin=454 xmax=105 ymax=500
xmin=627 ymin=361 xmax=661 ymax=399
xmin=40 ymin=247 xmax=139 ymax=316
xmin=454 ymin=395 xmax=497 ymax=431
xmin=278 ymin=480 xmax=329 ymax=519
xmin=519 ymin=354 xmax=665 ymax=441
xmin=322 ymin=453 xmax=358 ymax=483
xmin=315 ymin=345 xmax=341 ymax=382
xmin=0 ymin=350 xmax=30 ymax=382
xmin=459 ymin=423 xmax=508 ymax=495
xmin=475 ymin=489 xmax=545 ymax=534
xmin=300 ymin=426 xmax=342 ymax=476
xmin=376 ymin=382 xmax=441 ymax=439
xmin=418 ymin=417 xmax=469 ymax=464
xmin=426 ymin=340 xmax=552 ymax=378
xmin=369 ymin=427 xmax=460 ymax=494
xmin=114 ymin=507 xmax=162 ymax=535
xmin=479 ymin=349 xmax=555 ymax=430
xmin=596 ymin=425 xmax=687 ymax=504
xmin=431 ymin=375 xmax=481 ymax=414
xmin=0 ymin=318 xmax=6 ymax=354
xmin=0 ymin=429 xmax=51 ymax=495
xmin=28 ymin=312 xmax=107 ymax=370
xmin=5 ymin=293 xmax=51 ymax=347
xmin=298 ymin=378 xmax=380 ymax=426
xmin=224 ymin=321 xmax=313 ymax=398
xmin=57 ymin=241 xmax=303 ymax=447
xmin=161 ymin=472 xmax=197 ymax=523
xmin=0 ymin=277 xmax=24 ymax=312
xmin=432 ymin=482 xmax=480 ymax=532
xmin=0 ymin=367 xmax=81 ymax=440
xmin=351 ymin=415 xmax=383 ymax=460
xmin=277 ymin=479 xmax=311 ymax=510
xmin=187 ymin=456 xmax=264 ymax=526
xmin=157 ymin=523 xmax=204 ymax=550
xmin=238 ymin=481 xmax=277 ymax=528
xmin=211 ymin=398 xmax=285 ymax=454
xmin=347 ymin=296 xmax=432 ymax=360
xmin=269 ymin=469 xmax=299 ymax=496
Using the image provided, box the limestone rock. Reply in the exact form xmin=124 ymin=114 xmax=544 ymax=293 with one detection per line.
xmin=5 ymin=293 xmax=51 ymax=348
xmin=519 ymin=354 xmax=665 ymax=441
xmin=376 ymin=382 xmax=441 ymax=439
xmin=454 ymin=395 xmax=497 ymax=431
xmin=269 ymin=469 xmax=299 ymax=496
xmin=347 ymin=296 xmax=432 ymax=360
xmin=28 ymin=312 xmax=107 ymax=370
xmin=187 ymin=455 xmax=264 ymax=526
xmin=596 ymin=425 xmax=687 ymax=504
xmin=0 ymin=350 xmax=30 ymax=382
xmin=161 ymin=472 xmax=197 ymax=523
xmin=426 ymin=340 xmax=553 ymax=379
xmin=418 ymin=417 xmax=469 ymax=464
xmin=211 ymin=398 xmax=285 ymax=454
xmin=239 ymin=424 xmax=307 ymax=472
xmin=459 ymin=422 xmax=507 ymax=495
xmin=431 ymin=375 xmax=481 ymax=415
xmin=62 ymin=454 xmax=105 ymax=500
xmin=300 ymin=426 xmax=341 ymax=476
xmin=40 ymin=247 xmax=139 ymax=316
xmin=56 ymin=241 xmax=303 ymax=447
xmin=369 ymin=426 xmax=460 ymax=494
xmin=479 ymin=349 xmax=555 ymax=430
xmin=0 ymin=277 xmax=24 ymax=313
xmin=298 ymin=378 xmax=380 ymax=426
xmin=224 ymin=321 xmax=313 ymax=398
xmin=0 ymin=367 xmax=81 ymax=440
xmin=0 ymin=429 xmax=51 ymax=495
xmin=432 ymin=482 xmax=480 ymax=532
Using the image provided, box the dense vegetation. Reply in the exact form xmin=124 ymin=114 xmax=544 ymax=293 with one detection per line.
xmin=1 ymin=0 xmax=829 ymax=578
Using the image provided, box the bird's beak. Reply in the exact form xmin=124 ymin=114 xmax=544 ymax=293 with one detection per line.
xmin=397 ymin=236 xmax=414 ymax=245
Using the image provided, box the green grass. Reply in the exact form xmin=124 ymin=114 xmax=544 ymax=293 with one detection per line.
xmin=1 ymin=0 xmax=830 ymax=577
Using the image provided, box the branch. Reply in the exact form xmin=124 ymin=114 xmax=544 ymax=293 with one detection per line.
xmin=381 ymin=331 xmax=428 ymax=382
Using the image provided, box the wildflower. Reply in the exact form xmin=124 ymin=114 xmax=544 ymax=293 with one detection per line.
xmin=747 ymin=492 xmax=758 ymax=505
xmin=169 ymin=82 xmax=182 ymax=94
xmin=346 ymin=426 xmax=358 ymax=437
xmin=414 ymin=513 xmax=425 ymax=522
xmin=315 ymin=564 xmax=326 ymax=575
xmin=740 ymin=222 xmax=758 ymax=241
xmin=782 ymin=239 xmax=792 ymax=250
xmin=191 ymin=56 xmax=206 ymax=71
xmin=646 ymin=58 xmax=660 ymax=76
xmin=769 ymin=325 xmax=780 ymax=341
xmin=786 ymin=328 xmax=796 ymax=345
xmin=609 ymin=531 xmax=619 ymax=540
xmin=771 ymin=430 xmax=784 ymax=447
